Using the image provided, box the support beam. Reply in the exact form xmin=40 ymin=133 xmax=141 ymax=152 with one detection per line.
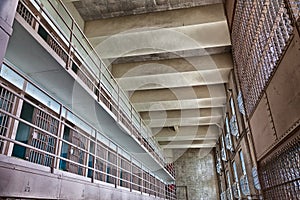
xmin=111 ymin=46 xmax=231 ymax=64
xmin=112 ymin=53 xmax=233 ymax=78
xmin=130 ymin=84 xmax=226 ymax=102
xmin=117 ymin=69 xmax=231 ymax=91
xmin=84 ymin=4 xmax=226 ymax=37
xmin=144 ymin=115 xmax=222 ymax=128
xmin=133 ymin=97 xmax=226 ymax=112
xmin=140 ymin=108 xmax=224 ymax=120
xmin=89 ymin=21 xmax=231 ymax=59
xmin=159 ymin=140 xmax=216 ymax=149
xmin=153 ymin=125 xmax=220 ymax=141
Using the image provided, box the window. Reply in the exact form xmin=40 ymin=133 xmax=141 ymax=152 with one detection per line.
xmin=232 ymin=161 xmax=239 ymax=182
xmin=232 ymin=161 xmax=241 ymax=198
xmin=230 ymin=98 xmax=236 ymax=116
xmin=226 ymin=171 xmax=233 ymax=200
xmin=225 ymin=115 xmax=231 ymax=134
xmin=216 ymin=150 xmax=222 ymax=175
xmin=239 ymin=150 xmax=247 ymax=175
xmin=220 ymin=180 xmax=224 ymax=192
xmin=226 ymin=171 xmax=231 ymax=187
xmin=225 ymin=115 xmax=234 ymax=152
xmin=229 ymin=99 xmax=239 ymax=137
xmin=221 ymin=135 xmax=227 ymax=161
xmin=237 ymin=91 xmax=245 ymax=115
xmin=239 ymin=150 xmax=250 ymax=196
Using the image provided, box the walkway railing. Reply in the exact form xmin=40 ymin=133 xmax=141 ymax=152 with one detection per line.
xmin=15 ymin=0 xmax=172 ymax=173
xmin=0 ymin=62 xmax=176 ymax=199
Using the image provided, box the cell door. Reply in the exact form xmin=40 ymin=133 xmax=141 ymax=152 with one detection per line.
xmin=26 ymin=106 xmax=59 ymax=167
xmin=0 ymin=86 xmax=17 ymax=154
xmin=66 ymin=129 xmax=88 ymax=176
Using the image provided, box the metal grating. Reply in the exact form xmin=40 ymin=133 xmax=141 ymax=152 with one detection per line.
xmin=259 ymin=135 xmax=300 ymax=199
xmin=232 ymin=0 xmax=294 ymax=116
xmin=17 ymin=1 xmax=34 ymax=27
xmin=288 ymin=0 xmax=300 ymax=21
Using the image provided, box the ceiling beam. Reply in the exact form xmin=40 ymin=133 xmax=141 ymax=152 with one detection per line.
xmin=140 ymin=108 xmax=224 ymax=119
xmin=111 ymin=46 xmax=231 ymax=64
xmin=133 ymin=97 xmax=226 ymax=112
xmin=84 ymin=4 xmax=226 ymax=38
xmin=112 ymin=53 xmax=233 ymax=78
xmin=130 ymin=84 xmax=226 ymax=102
xmin=144 ymin=115 xmax=222 ymax=128
xmin=153 ymin=125 xmax=220 ymax=141
xmin=88 ymin=21 xmax=231 ymax=59
xmin=117 ymin=69 xmax=231 ymax=91
xmin=159 ymin=141 xmax=216 ymax=149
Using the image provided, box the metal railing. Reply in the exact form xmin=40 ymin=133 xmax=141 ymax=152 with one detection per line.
xmin=0 ymin=62 xmax=176 ymax=199
xmin=15 ymin=0 xmax=168 ymax=170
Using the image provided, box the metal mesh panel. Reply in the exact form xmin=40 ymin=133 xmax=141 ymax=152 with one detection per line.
xmin=259 ymin=136 xmax=300 ymax=199
xmin=288 ymin=0 xmax=300 ymax=21
xmin=16 ymin=1 xmax=35 ymax=27
xmin=232 ymin=0 xmax=294 ymax=115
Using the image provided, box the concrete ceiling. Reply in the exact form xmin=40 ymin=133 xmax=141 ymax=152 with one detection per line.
xmin=73 ymin=0 xmax=223 ymax=20
xmin=67 ymin=0 xmax=232 ymax=158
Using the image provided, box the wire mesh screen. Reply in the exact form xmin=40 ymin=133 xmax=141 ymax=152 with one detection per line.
xmin=232 ymin=0 xmax=294 ymax=115
xmin=259 ymin=135 xmax=300 ymax=199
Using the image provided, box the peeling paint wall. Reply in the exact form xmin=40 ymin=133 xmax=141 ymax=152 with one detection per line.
xmin=174 ymin=149 xmax=218 ymax=200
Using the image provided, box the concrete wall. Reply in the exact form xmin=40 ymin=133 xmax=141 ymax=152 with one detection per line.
xmin=0 ymin=0 xmax=18 ymax=63
xmin=174 ymin=149 xmax=218 ymax=200
xmin=0 ymin=155 xmax=163 ymax=200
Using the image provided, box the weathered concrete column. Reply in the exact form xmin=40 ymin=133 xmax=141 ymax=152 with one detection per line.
xmin=0 ymin=0 xmax=19 ymax=64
